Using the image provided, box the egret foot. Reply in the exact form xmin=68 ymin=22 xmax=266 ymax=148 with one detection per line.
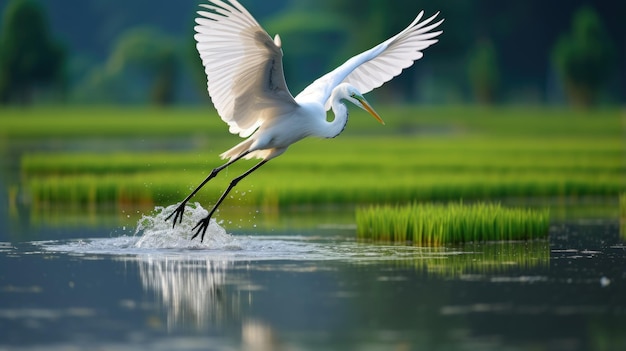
xmin=165 ymin=202 xmax=187 ymax=228
xmin=191 ymin=216 xmax=212 ymax=242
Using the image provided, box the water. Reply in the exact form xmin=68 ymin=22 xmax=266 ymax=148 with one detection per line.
xmin=1 ymin=202 xmax=625 ymax=351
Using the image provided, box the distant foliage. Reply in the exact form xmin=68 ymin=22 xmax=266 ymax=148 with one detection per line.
xmin=109 ymin=28 xmax=179 ymax=106
xmin=552 ymin=6 xmax=615 ymax=107
xmin=467 ymin=39 xmax=500 ymax=104
xmin=0 ymin=0 xmax=66 ymax=104
xmin=76 ymin=27 xmax=179 ymax=105
xmin=264 ymin=11 xmax=348 ymax=93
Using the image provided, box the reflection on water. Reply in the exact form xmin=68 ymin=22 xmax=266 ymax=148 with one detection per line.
xmin=109 ymin=225 xmax=549 ymax=341
xmin=129 ymin=255 xmax=284 ymax=350
xmin=128 ymin=246 xmax=549 ymax=336
xmin=409 ymin=241 xmax=550 ymax=277
xmin=135 ymin=257 xmax=233 ymax=331
xmin=242 ymin=319 xmax=281 ymax=351
xmin=2 ymin=199 xmax=625 ymax=350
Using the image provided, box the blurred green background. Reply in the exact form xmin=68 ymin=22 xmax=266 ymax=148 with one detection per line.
xmin=0 ymin=0 xmax=623 ymax=106
xmin=0 ymin=0 xmax=624 ymax=235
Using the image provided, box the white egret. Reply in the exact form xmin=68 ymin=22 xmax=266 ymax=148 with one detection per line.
xmin=167 ymin=0 xmax=444 ymax=241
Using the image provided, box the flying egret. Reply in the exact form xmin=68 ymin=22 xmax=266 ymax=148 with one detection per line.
xmin=167 ymin=0 xmax=444 ymax=241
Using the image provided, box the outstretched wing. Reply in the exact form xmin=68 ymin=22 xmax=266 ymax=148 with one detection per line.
xmin=195 ymin=0 xmax=298 ymax=138
xmin=296 ymin=11 xmax=443 ymax=108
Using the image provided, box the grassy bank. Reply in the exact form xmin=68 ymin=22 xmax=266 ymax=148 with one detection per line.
xmin=4 ymin=106 xmax=625 ymax=211
xmin=20 ymin=136 xmax=625 ymax=208
xmin=619 ymin=193 xmax=626 ymax=240
xmin=1 ymin=105 xmax=622 ymax=139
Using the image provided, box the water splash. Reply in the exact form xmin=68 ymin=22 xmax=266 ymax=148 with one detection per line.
xmin=37 ymin=203 xmax=531 ymax=265
xmin=134 ymin=203 xmax=238 ymax=250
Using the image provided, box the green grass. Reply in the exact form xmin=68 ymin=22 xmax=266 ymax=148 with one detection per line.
xmin=0 ymin=105 xmax=622 ymax=139
xmin=21 ymin=137 xmax=625 ymax=176
xmin=356 ymin=202 xmax=550 ymax=246
xmin=619 ymin=193 xmax=626 ymax=240
xmin=20 ymin=135 xmax=625 ymax=209
xmin=4 ymin=106 xmax=625 ymax=212
xmin=0 ymin=107 xmax=228 ymax=139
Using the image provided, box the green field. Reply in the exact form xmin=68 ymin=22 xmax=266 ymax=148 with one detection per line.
xmin=356 ymin=202 xmax=550 ymax=245
xmin=3 ymin=106 xmax=625 ymax=215
xmin=619 ymin=193 xmax=626 ymax=240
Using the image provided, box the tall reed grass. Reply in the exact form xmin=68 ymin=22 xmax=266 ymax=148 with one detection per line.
xmin=356 ymin=202 xmax=550 ymax=246
xmin=7 ymin=106 xmax=625 ymax=211
xmin=619 ymin=193 xmax=626 ymax=240
xmin=24 ymin=170 xmax=625 ymax=211
xmin=20 ymin=133 xmax=626 ymax=209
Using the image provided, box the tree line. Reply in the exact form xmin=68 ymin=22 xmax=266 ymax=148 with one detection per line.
xmin=0 ymin=0 xmax=622 ymax=107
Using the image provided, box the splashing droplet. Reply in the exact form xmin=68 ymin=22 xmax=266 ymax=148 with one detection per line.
xmin=134 ymin=203 xmax=237 ymax=249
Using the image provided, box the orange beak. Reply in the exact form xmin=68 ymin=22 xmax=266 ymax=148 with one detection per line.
xmin=356 ymin=96 xmax=385 ymax=125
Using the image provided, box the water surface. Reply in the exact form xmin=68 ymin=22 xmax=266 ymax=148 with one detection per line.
xmin=1 ymin=204 xmax=625 ymax=350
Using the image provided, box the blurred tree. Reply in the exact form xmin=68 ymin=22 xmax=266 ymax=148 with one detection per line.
xmin=264 ymin=10 xmax=348 ymax=93
xmin=76 ymin=27 xmax=179 ymax=105
xmin=467 ymin=39 xmax=500 ymax=104
xmin=552 ymin=6 xmax=615 ymax=107
xmin=315 ymin=0 xmax=455 ymax=102
xmin=187 ymin=26 xmax=209 ymax=102
xmin=0 ymin=0 xmax=65 ymax=105
xmin=108 ymin=27 xmax=179 ymax=105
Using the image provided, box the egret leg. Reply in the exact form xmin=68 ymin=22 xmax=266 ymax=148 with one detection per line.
xmin=192 ymin=159 xmax=269 ymax=242
xmin=166 ymin=151 xmax=251 ymax=228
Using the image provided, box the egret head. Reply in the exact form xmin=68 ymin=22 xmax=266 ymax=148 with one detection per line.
xmin=343 ymin=85 xmax=385 ymax=125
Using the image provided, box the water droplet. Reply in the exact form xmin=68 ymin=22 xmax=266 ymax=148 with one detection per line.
xmin=600 ymin=276 xmax=611 ymax=287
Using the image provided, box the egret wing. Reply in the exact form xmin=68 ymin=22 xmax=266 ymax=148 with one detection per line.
xmin=195 ymin=0 xmax=297 ymax=138
xmin=296 ymin=11 xmax=443 ymax=108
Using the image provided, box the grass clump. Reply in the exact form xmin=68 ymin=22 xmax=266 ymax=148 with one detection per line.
xmin=356 ymin=202 xmax=549 ymax=246
xmin=619 ymin=193 xmax=626 ymax=240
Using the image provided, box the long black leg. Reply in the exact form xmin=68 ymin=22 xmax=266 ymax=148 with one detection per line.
xmin=165 ymin=151 xmax=251 ymax=228
xmin=192 ymin=159 xmax=269 ymax=242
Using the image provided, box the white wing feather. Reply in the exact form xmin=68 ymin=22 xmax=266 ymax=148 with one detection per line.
xmin=296 ymin=11 xmax=444 ymax=108
xmin=195 ymin=0 xmax=297 ymax=138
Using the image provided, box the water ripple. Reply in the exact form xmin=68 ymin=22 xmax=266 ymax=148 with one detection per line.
xmin=36 ymin=203 xmax=450 ymax=263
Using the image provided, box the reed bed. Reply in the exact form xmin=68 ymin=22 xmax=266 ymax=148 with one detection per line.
xmin=619 ymin=193 xmax=626 ymax=240
xmin=356 ymin=202 xmax=550 ymax=246
xmin=21 ymin=144 xmax=625 ymax=177
xmin=6 ymin=106 xmax=625 ymax=210
xmin=20 ymin=133 xmax=626 ymax=208
xmin=24 ymin=170 xmax=625 ymax=211
xmin=0 ymin=105 xmax=621 ymax=139
xmin=0 ymin=107 xmax=227 ymax=139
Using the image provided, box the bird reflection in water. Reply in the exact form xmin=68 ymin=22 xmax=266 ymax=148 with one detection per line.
xmin=136 ymin=257 xmax=284 ymax=350
xmin=137 ymin=258 xmax=234 ymax=330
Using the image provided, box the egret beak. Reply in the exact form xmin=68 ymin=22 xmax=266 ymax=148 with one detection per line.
xmin=356 ymin=96 xmax=385 ymax=125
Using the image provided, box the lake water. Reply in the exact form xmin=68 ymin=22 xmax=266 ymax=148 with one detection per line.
xmin=1 ymin=201 xmax=625 ymax=351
